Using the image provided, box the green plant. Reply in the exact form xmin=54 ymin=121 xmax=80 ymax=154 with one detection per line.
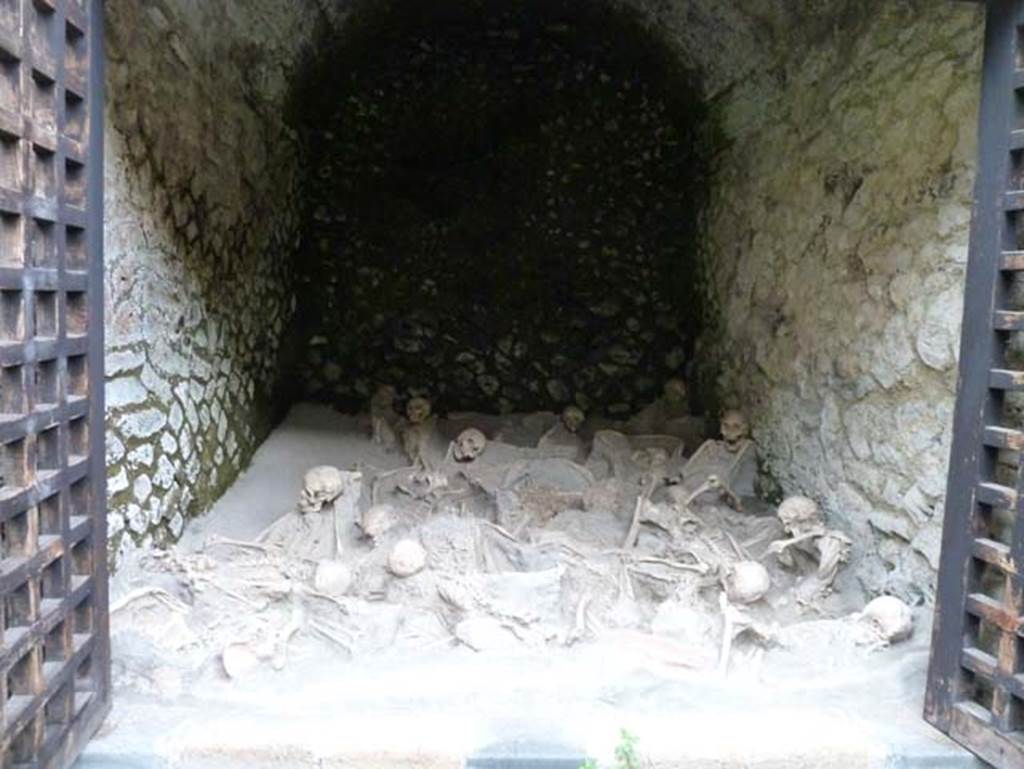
xmin=613 ymin=729 xmax=641 ymax=769
xmin=580 ymin=729 xmax=642 ymax=769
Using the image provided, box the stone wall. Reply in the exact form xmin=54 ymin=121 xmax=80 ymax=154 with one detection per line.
xmin=700 ymin=2 xmax=984 ymax=601
xmin=99 ymin=0 xmax=987 ymax=602
xmin=102 ymin=0 xmax=329 ymax=564
xmin=294 ymin=0 xmax=710 ymax=417
xmin=291 ymin=0 xmax=985 ymax=602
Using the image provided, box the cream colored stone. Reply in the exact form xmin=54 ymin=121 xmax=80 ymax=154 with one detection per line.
xmin=724 ymin=561 xmax=771 ymax=605
xmin=388 ymin=539 xmax=427 ymax=578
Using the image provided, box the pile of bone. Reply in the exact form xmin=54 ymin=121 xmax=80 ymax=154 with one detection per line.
xmin=199 ymin=392 xmax=920 ymax=680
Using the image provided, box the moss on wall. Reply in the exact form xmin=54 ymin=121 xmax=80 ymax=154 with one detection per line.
xmin=103 ymin=0 xmax=331 ymax=562
xmin=103 ymin=0 xmax=986 ymax=604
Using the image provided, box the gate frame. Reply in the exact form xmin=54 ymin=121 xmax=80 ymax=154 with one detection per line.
xmin=926 ymin=1 xmax=1024 ymax=766
xmin=0 ymin=0 xmax=109 ymax=766
xmin=84 ymin=0 xmax=110 ymax=747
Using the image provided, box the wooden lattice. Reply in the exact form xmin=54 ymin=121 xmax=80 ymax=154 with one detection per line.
xmin=0 ymin=1 xmax=107 ymax=767
xmin=927 ymin=1 xmax=1024 ymax=766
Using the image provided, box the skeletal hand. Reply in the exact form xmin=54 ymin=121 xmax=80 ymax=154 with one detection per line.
xmin=768 ymin=539 xmax=789 ymax=556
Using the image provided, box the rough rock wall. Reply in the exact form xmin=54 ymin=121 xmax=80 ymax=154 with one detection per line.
xmin=296 ymin=0 xmax=709 ymax=417
xmin=701 ymin=3 xmax=984 ymax=601
xmin=102 ymin=0 xmax=329 ymax=563
xmin=99 ymin=0 xmax=986 ymax=601
xmin=610 ymin=0 xmax=872 ymax=99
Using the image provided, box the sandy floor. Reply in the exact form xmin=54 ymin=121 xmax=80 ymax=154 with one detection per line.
xmin=86 ymin=403 xmax=978 ymax=768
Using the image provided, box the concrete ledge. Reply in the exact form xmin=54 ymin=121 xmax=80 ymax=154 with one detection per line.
xmin=78 ymin=700 xmax=984 ymax=769
xmin=79 ymin=631 xmax=985 ymax=769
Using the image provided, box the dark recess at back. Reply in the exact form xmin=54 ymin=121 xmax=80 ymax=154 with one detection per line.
xmin=292 ymin=0 xmax=710 ymax=417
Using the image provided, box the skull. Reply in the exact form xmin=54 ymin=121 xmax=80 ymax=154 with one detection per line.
xmin=388 ymin=539 xmax=427 ymax=578
xmin=777 ymin=495 xmax=824 ymax=538
xmin=724 ymin=560 xmax=771 ymax=604
xmin=360 ymin=504 xmax=396 ymax=541
xmin=299 ymin=465 xmax=345 ymax=513
xmin=406 ymin=397 xmax=433 ymax=425
xmin=860 ymin=595 xmax=914 ymax=644
xmin=221 ymin=642 xmax=261 ymax=680
xmin=720 ymin=410 xmax=750 ymax=451
xmin=453 ymin=428 xmax=487 ymax=463
xmin=561 ymin=405 xmax=585 ymax=434
xmin=314 ymin=559 xmax=352 ymax=597
xmin=663 ymin=378 xmax=688 ymax=405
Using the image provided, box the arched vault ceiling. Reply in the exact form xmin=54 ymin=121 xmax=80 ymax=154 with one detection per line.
xmin=604 ymin=0 xmax=957 ymax=97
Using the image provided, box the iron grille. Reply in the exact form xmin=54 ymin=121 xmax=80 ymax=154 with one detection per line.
xmin=927 ymin=0 xmax=1024 ymax=766
xmin=0 ymin=0 xmax=108 ymax=767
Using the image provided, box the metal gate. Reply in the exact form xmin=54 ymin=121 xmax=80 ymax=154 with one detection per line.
xmin=0 ymin=0 xmax=107 ymax=767
xmin=927 ymin=0 xmax=1024 ymax=765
